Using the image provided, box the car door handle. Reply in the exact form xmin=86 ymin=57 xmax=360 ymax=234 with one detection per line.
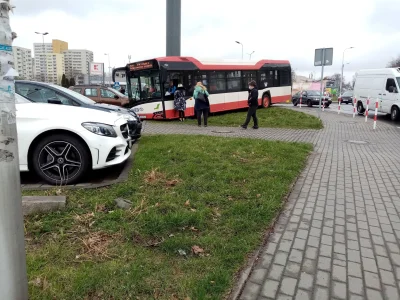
xmin=383 ymin=94 xmax=387 ymax=96
xmin=378 ymin=93 xmax=382 ymax=95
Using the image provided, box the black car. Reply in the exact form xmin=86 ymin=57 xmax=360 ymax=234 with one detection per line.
xmin=292 ymin=90 xmax=332 ymax=108
xmin=338 ymin=91 xmax=353 ymax=104
xmin=15 ymin=80 xmax=142 ymax=141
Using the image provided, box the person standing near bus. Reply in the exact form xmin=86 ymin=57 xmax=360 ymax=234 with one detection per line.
xmin=174 ymin=84 xmax=187 ymax=121
xmin=241 ymin=80 xmax=259 ymax=129
xmin=193 ymin=82 xmax=210 ymax=127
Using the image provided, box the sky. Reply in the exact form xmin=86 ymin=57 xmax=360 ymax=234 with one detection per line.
xmin=10 ymin=0 xmax=400 ymax=83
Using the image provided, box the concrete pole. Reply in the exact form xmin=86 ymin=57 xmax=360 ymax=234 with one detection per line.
xmin=0 ymin=1 xmax=29 ymax=300
xmin=166 ymin=0 xmax=181 ymax=56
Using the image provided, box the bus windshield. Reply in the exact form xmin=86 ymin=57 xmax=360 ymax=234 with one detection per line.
xmin=130 ymin=70 xmax=162 ymax=100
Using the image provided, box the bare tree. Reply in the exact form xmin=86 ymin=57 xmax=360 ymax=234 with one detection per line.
xmin=291 ymin=70 xmax=296 ymax=82
xmin=387 ymin=55 xmax=400 ymax=68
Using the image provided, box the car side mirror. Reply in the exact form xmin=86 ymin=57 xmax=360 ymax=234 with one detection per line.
xmin=47 ymin=97 xmax=62 ymax=105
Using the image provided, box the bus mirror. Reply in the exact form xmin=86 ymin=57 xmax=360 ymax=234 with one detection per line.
xmin=161 ymin=67 xmax=168 ymax=83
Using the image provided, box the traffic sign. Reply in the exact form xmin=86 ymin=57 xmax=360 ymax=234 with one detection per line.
xmin=314 ymin=48 xmax=333 ymax=66
xmin=114 ymin=82 xmax=120 ymax=89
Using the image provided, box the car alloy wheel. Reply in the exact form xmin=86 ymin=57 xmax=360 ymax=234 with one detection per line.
xmin=38 ymin=141 xmax=82 ymax=183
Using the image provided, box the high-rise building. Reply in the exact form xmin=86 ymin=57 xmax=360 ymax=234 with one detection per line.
xmin=45 ymin=53 xmax=65 ymax=85
xmin=13 ymin=46 xmax=33 ymax=80
xmin=52 ymin=39 xmax=68 ymax=54
xmin=33 ymin=39 xmax=68 ymax=83
xmin=63 ymin=49 xmax=94 ymax=82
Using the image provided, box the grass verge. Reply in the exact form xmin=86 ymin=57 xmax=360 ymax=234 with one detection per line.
xmin=177 ymin=107 xmax=323 ymax=129
xmin=24 ymin=135 xmax=312 ymax=300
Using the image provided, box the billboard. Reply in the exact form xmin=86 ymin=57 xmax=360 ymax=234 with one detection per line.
xmin=314 ymin=48 xmax=333 ymax=66
xmin=90 ymin=62 xmax=104 ymax=76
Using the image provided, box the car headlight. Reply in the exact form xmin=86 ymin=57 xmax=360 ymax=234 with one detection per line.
xmin=82 ymin=122 xmax=117 ymax=137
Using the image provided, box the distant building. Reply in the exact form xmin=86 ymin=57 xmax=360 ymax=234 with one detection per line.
xmin=33 ymin=39 xmax=68 ymax=83
xmin=63 ymin=49 xmax=94 ymax=84
xmin=13 ymin=46 xmax=33 ymax=80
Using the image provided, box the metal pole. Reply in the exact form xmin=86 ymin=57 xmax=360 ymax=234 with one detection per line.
xmin=0 ymin=2 xmax=29 ymax=299
xmin=318 ymin=49 xmax=325 ymax=119
xmin=339 ymin=51 xmax=344 ymax=97
xmin=128 ymin=55 xmax=131 ymax=63
xmin=166 ymin=0 xmax=181 ymax=56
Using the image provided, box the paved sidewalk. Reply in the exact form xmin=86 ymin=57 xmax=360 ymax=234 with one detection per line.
xmin=143 ymin=109 xmax=400 ymax=300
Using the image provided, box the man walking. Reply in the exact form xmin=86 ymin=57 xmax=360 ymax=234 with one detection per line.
xmin=241 ymin=80 xmax=259 ymax=129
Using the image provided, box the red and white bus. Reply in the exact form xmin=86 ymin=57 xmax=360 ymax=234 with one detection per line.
xmin=112 ymin=56 xmax=292 ymax=119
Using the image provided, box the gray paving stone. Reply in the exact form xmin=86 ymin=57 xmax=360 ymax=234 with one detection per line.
xmin=318 ymin=256 xmax=331 ymax=271
xmin=298 ymin=272 xmax=313 ymax=291
xmin=240 ymin=281 xmax=261 ymax=300
xmin=260 ymin=279 xmax=279 ymax=298
xmin=280 ymin=277 xmax=297 ymax=296
xmin=384 ymin=285 xmax=400 ymax=300
xmin=348 ymin=261 xmax=363 ymax=278
xmin=289 ymin=249 xmax=303 ymax=264
xmin=362 ymin=257 xmax=378 ymax=273
xmin=274 ymin=251 xmax=289 ymax=266
xmin=284 ymin=262 xmax=301 ymax=278
xmin=333 ymin=281 xmax=347 ymax=300
xmin=377 ymin=255 xmax=393 ymax=271
xmin=349 ymin=276 xmax=364 ymax=295
xmin=305 ymin=247 xmax=317 ymax=260
xmin=249 ymin=267 xmax=268 ymax=285
xmin=366 ymin=288 xmax=384 ymax=300
xmin=268 ymin=264 xmax=285 ymax=281
xmin=316 ymin=270 xmax=330 ymax=287
xmin=295 ymin=289 xmax=310 ymax=300
xmin=380 ymin=269 xmax=396 ymax=286
xmin=364 ymin=271 xmax=381 ymax=290
xmin=332 ymin=265 xmax=347 ymax=282
xmin=314 ymin=287 xmax=329 ymax=300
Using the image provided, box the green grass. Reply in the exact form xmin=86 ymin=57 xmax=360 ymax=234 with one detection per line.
xmin=24 ymin=135 xmax=312 ymax=300
xmin=177 ymin=107 xmax=323 ymax=129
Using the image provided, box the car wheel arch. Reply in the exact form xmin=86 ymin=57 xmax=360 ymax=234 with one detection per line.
xmin=27 ymin=129 xmax=92 ymax=171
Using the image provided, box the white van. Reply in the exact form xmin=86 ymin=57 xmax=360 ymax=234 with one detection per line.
xmin=354 ymin=68 xmax=400 ymax=121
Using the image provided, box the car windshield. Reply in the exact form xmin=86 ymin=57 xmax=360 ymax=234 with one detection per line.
xmin=397 ymin=77 xmax=400 ymax=89
xmin=47 ymin=84 xmax=97 ymax=105
xmin=342 ymin=91 xmax=353 ymax=97
xmin=307 ymin=90 xmax=321 ymax=96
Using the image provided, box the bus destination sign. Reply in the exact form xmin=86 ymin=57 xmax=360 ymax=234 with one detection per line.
xmin=129 ymin=61 xmax=154 ymax=71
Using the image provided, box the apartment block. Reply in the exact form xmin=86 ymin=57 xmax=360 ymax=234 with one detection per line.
xmin=13 ymin=46 xmax=33 ymax=80
xmin=63 ymin=49 xmax=94 ymax=80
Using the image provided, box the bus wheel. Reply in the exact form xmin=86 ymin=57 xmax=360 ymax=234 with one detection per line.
xmin=262 ymin=94 xmax=271 ymax=108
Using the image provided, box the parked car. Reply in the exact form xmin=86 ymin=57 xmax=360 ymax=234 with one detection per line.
xmin=15 ymin=80 xmax=142 ymax=141
xmin=354 ymin=68 xmax=400 ymax=121
xmin=70 ymin=84 xmax=130 ymax=107
xmin=338 ymin=91 xmax=353 ymax=104
xmin=15 ymin=93 xmax=132 ymax=185
xmin=292 ymin=90 xmax=332 ymax=107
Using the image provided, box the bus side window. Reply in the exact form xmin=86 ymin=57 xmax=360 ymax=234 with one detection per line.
xmin=279 ymin=70 xmax=291 ymax=86
xmin=209 ymin=71 xmax=226 ymax=93
xmin=242 ymin=71 xmax=256 ymax=90
xmin=227 ymin=71 xmax=241 ymax=92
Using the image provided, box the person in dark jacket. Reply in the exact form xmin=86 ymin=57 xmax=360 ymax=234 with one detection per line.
xmin=241 ymin=80 xmax=259 ymax=129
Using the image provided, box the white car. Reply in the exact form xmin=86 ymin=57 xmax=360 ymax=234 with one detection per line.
xmin=16 ymin=94 xmax=133 ymax=185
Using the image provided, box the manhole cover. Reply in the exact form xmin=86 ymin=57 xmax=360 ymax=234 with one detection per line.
xmin=339 ymin=121 xmax=357 ymax=124
xmin=211 ymin=130 xmax=233 ymax=134
xmin=346 ymin=140 xmax=368 ymax=144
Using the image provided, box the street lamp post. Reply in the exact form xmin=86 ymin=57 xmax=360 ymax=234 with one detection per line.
xmin=235 ymin=41 xmax=243 ymax=61
xmin=128 ymin=55 xmax=131 ymax=63
xmin=35 ymin=31 xmax=49 ymax=82
xmin=340 ymin=47 xmax=354 ymax=96
xmin=247 ymin=51 xmax=255 ymax=60
xmin=104 ymin=53 xmax=111 ymax=84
